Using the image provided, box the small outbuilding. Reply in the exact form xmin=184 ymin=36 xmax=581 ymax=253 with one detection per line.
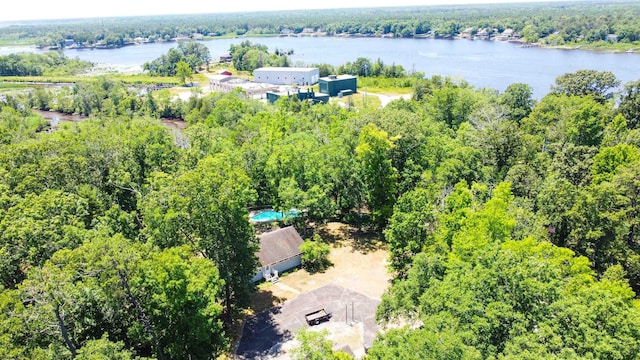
xmin=252 ymin=226 xmax=305 ymax=283
xmin=253 ymin=67 xmax=320 ymax=86
xmin=217 ymin=69 xmax=233 ymax=76
xmin=318 ymin=75 xmax=357 ymax=97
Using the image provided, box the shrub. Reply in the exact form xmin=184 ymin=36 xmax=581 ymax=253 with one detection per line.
xmin=300 ymin=234 xmax=331 ymax=273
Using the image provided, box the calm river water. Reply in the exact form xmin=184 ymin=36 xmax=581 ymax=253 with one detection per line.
xmin=3 ymin=37 xmax=639 ymax=98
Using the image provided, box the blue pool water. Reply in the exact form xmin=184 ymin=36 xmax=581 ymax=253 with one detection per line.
xmin=250 ymin=209 xmax=301 ymax=223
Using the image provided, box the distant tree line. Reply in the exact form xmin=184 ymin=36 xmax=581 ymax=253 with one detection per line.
xmin=1 ymin=2 xmax=639 ymax=49
xmin=0 ymin=52 xmax=91 ymax=76
xmin=314 ymin=57 xmax=409 ymax=78
xmin=229 ymin=41 xmax=290 ymax=72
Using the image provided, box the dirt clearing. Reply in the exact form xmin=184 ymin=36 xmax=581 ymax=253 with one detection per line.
xmin=252 ymin=222 xmax=391 ymax=312
xmin=239 ymin=222 xmax=392 ymax=359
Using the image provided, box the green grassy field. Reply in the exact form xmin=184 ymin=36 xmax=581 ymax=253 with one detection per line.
xmin=358 ymin=77 xmax=416 ymax=95
xmin=543 ymin=39 xmax=638 ymax=53
xmin=0 ymin=39 xmax=37 ymax=46
xmin=0 ymin=83 xmax=29 ymax=89
xmin=0 ymin=75 xmax=180 ymax=85
xmin=333 ymin=92 xmax=383 ymax=109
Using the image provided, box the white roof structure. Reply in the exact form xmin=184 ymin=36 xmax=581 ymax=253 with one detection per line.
xmin=253 ymin=67 xmax=320 ymax=86
xmin=208 ymin=75 xmax=278 ymax=97
xmin=254 ymin=67 xmax=317 ymax=72
xmin=207 ymin=74 xmax=234 ymax=82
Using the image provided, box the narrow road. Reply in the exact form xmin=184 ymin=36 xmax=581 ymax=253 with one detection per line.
xmin=366 ymin=92 xmax=413 ymax=107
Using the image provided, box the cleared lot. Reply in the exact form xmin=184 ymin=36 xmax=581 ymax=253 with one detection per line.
xmin=237 ymin=222 xmax=391 ymax=359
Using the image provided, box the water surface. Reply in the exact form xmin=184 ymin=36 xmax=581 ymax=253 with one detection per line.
xmin=4 ymin=37 xmax=639 ymax=98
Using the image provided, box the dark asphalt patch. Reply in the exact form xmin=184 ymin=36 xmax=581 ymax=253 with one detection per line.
xmin=237 ymin=283 xmax=380 ymax=358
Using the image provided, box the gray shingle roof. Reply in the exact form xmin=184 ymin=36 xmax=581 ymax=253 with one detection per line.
xmin=257 ymin=226 xmax=304 ymax=266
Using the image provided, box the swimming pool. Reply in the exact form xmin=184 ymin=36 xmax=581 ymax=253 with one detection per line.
xmin=250 ymin=209 xmax=301 ymax=223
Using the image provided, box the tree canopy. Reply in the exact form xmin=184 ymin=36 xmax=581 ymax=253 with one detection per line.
xmin=0 ymin=52 xmax=91 ymax=76
xmin=552 ymin=69 xmax=621 ymax=103
xmin=2 ymin=2 xmax=640 ymax=51
xmin=1 ymin=57 xmax=640 ymax=359
xmin=143 ymin=41 xmax=210 ymax=76
xmin=229 ymin=40 xmax=290 ymax=72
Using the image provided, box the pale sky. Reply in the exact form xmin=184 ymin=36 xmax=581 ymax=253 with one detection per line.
xmin=1 ymin=0 xmax=566 ymax=22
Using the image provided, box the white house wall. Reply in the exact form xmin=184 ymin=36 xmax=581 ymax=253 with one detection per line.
xmin=254 ymin=69 xmax=320 ymax=86
xmin=251 ymin=255 xmax=302 ymax=282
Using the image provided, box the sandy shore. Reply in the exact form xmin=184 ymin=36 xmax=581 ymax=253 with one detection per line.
xmin=81 ymin=63 xmax=144 ymax=76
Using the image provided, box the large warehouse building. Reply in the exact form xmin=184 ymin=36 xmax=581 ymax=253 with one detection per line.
xmin=253 ymin=67 xmax=320 ymax=86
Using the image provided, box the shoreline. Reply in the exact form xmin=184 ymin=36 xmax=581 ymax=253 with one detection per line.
xmin=1 ymin=34 xmax=637 ymax=56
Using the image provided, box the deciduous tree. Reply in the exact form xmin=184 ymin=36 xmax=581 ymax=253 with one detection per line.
xmin=175 ymin=60 xmax=193 ymax=86
xmin=552 ymin=70 xmax=620 ymax=103
xmin=142 ymin=154 xmax=258 ymax=322
xmin=356 ymin=123 xmax=399 ymax=231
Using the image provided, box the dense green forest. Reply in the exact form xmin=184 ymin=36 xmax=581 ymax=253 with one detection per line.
xmin=0 ymin=52 xmax=91 ymax=76
xmin=2 ymin=64 xmax=640 ymax=359
xmin=143 ymin=41 xmax=210 ymax=76
xmin=1 ymin=1 xmax=640 ymax=50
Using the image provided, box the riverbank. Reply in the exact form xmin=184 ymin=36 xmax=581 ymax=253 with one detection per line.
xmin=3 ymin=35 xmax=638 ymax=100
xmin=546 ymin=43 xmax=637 ymax=54
xmin=2 ymin=32 xmax=638 ymax=56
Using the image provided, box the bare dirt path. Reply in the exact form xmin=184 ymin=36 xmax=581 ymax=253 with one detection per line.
xmin=371 ymin=93 xmax=413 ymax=107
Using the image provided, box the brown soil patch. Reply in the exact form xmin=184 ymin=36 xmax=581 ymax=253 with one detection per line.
xmin=237 ymin=222 xmax=391 ymax=359
xmin=251 ymin=222 xmax=391 ymax=313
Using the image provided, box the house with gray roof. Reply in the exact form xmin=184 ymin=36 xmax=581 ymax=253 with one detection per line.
xmin=252 ymin=226 xmax=305 ymax=282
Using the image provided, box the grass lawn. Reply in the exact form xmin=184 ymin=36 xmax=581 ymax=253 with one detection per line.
xmin=205 ymin=64 xmax=252 ymax=79
xmin=362 ymin=86 xmax=413 ymax=95
xmin=333 ymin=92 xmax=382 ymax=109
xmin=0 ymin=74 xmax=179 ymax=85
xmin=0 ymin=83 xmax=29 ymax=89
xmin=358 ymin=76 xmax=416 ymax=95
xmin=0 ymin=39 xmax=37 ymax=46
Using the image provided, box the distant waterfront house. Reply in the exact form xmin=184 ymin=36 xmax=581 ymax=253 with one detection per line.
xmin=173 ymin=35 xmax=191 ymax=42
xmin=253 ymin=67 xmax=320 ymax=86
xmin=460 ymin=27 xmax=474 ymax=39
xmin=219 ymin=54 xmax=232 ymax=62
xmin=475 ymin=28 xmax=490 ymax=40
xmin=497 ymin=28 xmax=515 ymax=41
xmin=251 ymin=226 xmax=304 ymax=283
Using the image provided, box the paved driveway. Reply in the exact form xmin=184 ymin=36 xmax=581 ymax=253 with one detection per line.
xmin=236 ymin=284 xmax=380 ymax=359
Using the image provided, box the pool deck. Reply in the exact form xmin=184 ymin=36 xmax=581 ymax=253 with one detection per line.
xmin=249 ymin=208 xmax=301 ymax=224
